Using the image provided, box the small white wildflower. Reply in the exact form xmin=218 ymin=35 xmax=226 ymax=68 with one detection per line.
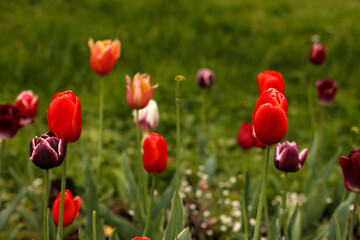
xmin=232 ymin=222 xmax=241 ymax=232
xmin=225 ymin=198 xmax=231 ymax=205
xmin=202 ymin=174 xmax=209 ymax=180
xmin=247 ymin=205 xmax=253 ymax=211
xmin=200 ymin=222 xmax=207 ymax=229
xmin=231 ymin=201 xmax=240 ymax=208
xmin=271 ymin=199 xmax=277 ymax=206
xmin=197 ymin=172 xmax=203 ymax=178
xmin=180 ymin=193 xmax=186 ymax=199
xmin=206 ymin=229 xmax=213 ymax=236
xmin=230 ymin=177 xmax=236 ymax=183
xmin=350 ymin=204 xmax=354 ymax=211
xmin=190 ymin=203 xmax=197 ymax=210
xmin=231 ymin=210 xmax=242 ymax=217
xmin=223 ymin=190 xmax=229 ymax=196
xmin=261 ymin=237 xmax=267 ymax=240
xmin=196 ymin=189 xmax=202 ymax=198
xmin=33 ymin=178 xmax=43 ymax=188
xmin=203 ymin=210 xmax=210 ymax=217
xmin=184 ymin=186 xmax=193 ymax=193
xmin=199 ymin=165 xmax=205 ymax=171
xmin=205 ymin=192 xmax=212 ymax=199
xmin=185 ymin=169 xmax=192 ymax=175
xmin=128 ymin=209 xmax=135 ymax=216
xmin=249 ymin=218 xmax=256 ymax=226
xmin=326 ymin=197 xmax=333 ymax=204
xmin=154 ymin=190 xmax=158 ymax=196
xmin=220 ymin=225 xmax=227 ymax=232
xmin=182 ymin=180 xmax=189 ymax=187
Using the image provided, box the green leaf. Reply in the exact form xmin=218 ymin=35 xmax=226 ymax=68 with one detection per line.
xmin=204 ymin=155 xmax=216 ymax=185
xmin=151 ymin=209 xmax=165 ymax=240
xmin=121 ymin=152 xmax=138 ymax=201
xmin=319 ymin=147 xmax=342 ymax=182
xmin=100 ymin=204 xmax=140 ymax=239
xmin=287 ymin=205 xmax=299 ymax=240
xmin=110 ymin=229 xmax=119 ymax=240
xmin=81 ymin=142 xmax=105 ymax=240
xmin=0 ymin=186 xmax=28 ymax=231
xmin=327 ymin=193 xmax=354 ymax=240
xmin=17 ymin=206 xmax=40 ymax=233
xmin=303 ymin=179 xmax=327 ymax=228
xmin=163 ymin=192 xmax=184 ymax=240
xmin=307 ymin=131 xmax=319 ymax=170
xmin=177 ymin=227 xmax=192 ymax=240
xmin=153 ymin=175 xmax=176 ymax=220
xmin=334 ymin=214 xmax=344 ymax=240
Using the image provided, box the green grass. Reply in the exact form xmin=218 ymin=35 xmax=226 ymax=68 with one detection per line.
xmin=1 ymin=0 xmax=360 ymax=238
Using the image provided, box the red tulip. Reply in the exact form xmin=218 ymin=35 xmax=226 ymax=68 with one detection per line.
xmin=253 ymin=129 xmax=267 ymax=149
xmin=0 ymin=104 xmax=32 ymax=139
xmin=132 ymin=238 xmax=150 ymax=240
xmin=88 ymin=38 xmax=121 ymax=76
xmin=51 ymin=190 xmax=81 ymax=227
xmin=257 ymin=70 xmax=285 ymax=95
xmin=237 ymin=122 xmax=256 ymax=150
xmin=16 ymin=90 xmax=39 ymax=119
xmin=126 ymin=73 xmax=158 ymax=109
xmin=252 ymin=88 xmax=288 ymax=145
xmin=309 ymin=43 xmax=326 ymax=65
xmin=47 ymin=90 xmax=82 ymax=143
xmin=143 ymin=132 xmax=167 ymax=174
xmin=339 ymin=149 xmax=360 ymax=192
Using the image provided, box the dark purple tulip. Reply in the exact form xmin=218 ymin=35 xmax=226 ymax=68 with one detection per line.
xmin=30 ymin=131 xmax=67 ymax=169
xmin=196 ymin=69 xmax=215 ymax=88
xmin=310 ymin=43 xmax=326 ymax=65
xmin=274 ymin=141 xmax=308 ymax=172
xmin=0 ymin=104 xmax=24 ymax=139
xmin=339 ymin=149 xmax=360 ymax=192
xmin=316 ymin=78 xmax=337 ymax=106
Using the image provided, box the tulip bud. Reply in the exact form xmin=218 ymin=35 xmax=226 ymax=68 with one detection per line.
xmin=252 ymin=88 xmax=288 ymax=145
xmin=88 ymin=38 xmax=121 ymax=76
xmin=143 ymin=132 xmax=167 ymax=174
xmin=316 ymin=78 xmax=337 ymax=106
xmin=126 ymin=73 xmax=158 ymax=109
xmin=196 ymin=69 xmax=215 ymax=88
xmin=132 ymin=99 xmax=159 ymax=131
xmin=52 ymin=190 xmax=81 ymax=227
xmin=339 ymin=149 xmax=360 ymax=192
xmin=257 ymin=70 xmax=285 ymax=95
xmin=274 ymin=141 xmax=308 ymax=172
xmin=0 ymin=104 xmax=31 ymax=139
xmin=47 ymin=90 xmax=82 ymax=143
xmin=15 ymin=90 xmax=39 ymax=119
xmin=309 ymin=43 xmax=326 ymax=65
xmin=30 ymin=131 xmax=67 ymax=169
xmin=237 ymin=122 xmax=256 ymax=150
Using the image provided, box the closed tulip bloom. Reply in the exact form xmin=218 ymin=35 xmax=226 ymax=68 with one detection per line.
xmin=132 ymin=238 xmax=150 ymax=240
xmin=0 ymin=104 xmax=32 ymax=139
xmin=47 ymin=90 xmax=82 ymax=143
xmin=309 ymin=43 xmax=326 ymax=65
xmin=237 ymin=122 xmax=256 ymax=149
xmin=252 ymin=88 xmax=288 ymax=145
xmin=16 ymin=90 xmax=39 ymax=119
xmin=339 ymin=149 xmax=360 ymax=192
xmin=143 ymin=132 xmax=167 ymax=174
xmin=88 ymin=38 xmax=121 ymax=76
xmin=316 ymin=78 xmax=337 ymax=106
xmin=257 ymin=70 xmax=285 ymax=95
xmin=274 ymin=141 xmax=308 ymax=172
xmin=30 ymin=131 xmax=67 ymax=169
xmin=52 ymin=190 xmax=81 ymax=227
xmin=253 ymin=129 xmax=267 ymax=149
xmin=196 ymin=68 xmax=215 ymax=88
xmin=132 ymin=99 xmax=159 ymax=131
xmin=126 ymin=73 xmax=158 ymax=109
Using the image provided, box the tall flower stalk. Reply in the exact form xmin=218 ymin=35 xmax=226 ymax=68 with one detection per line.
xmin=97 ymin=78 xmax=104 ymax=178
xmin=253 ymin=145 xmax=271 ymax=240
xmin=43 ymin=170 xmax=49 ymax=240
xmin=57 ymin=158 xmax=67 ymax=238
xmin=143 ymin=174 xmax=156 ymax=236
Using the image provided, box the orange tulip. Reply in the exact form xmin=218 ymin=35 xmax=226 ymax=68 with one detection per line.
xmin=88 ymin=38 xmax=121 ymax=76
xmin=126 ymin=73 xmax=158 ymax=109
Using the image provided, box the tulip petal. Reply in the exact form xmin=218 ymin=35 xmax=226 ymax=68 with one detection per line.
xmin=339 ymin=156 xmax=360 ymax=192
xmin=143 ymin=137 xmax=160 ymax=173
xmin=155 ymin=136 xmax=168 ymax=174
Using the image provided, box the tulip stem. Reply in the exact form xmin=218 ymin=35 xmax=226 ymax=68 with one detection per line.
xmin=97 ymin=77 xmax=104 ymax=179
xmin=136 ymin=109 xmax=141 ymax=153
xmin=143 ymin=174 xmax=156 ymax=237
xmin=171 ymin=75 xmax=185 ymax=240
xmin=92 ymin=210 xmax=97 ymax=240
xmin=56 ymin=158 xmax=67 ymax=239
xmin=201 ymin=90 xmax=207 ymax=136
xmin=43 ymin=170 xmax=50 ymax=240
xmin=307 ymin=66 xmax=316 ymax=132
xmin=0 ymin=139 xmax=5 ymax=173
xmin=281 ymin=173 xmax=289 ymax=240
xmin=349 ymin=192 xmax=359 ymax=240
xmin=253 ymin=145 xmax=271 ymax=240
xmin=241 ymin=191 xmax=249 ymax=240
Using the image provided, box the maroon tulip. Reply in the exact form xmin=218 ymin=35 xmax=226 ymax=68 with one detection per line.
xmin=316 ymin=78 xmax=337 ymax=106
xmin=30 ymin=131 xmax=67 ymax=169
xmin=196 ymin=69 xmax=215 ymax=88
xmin=274 ymin=141 xmax=308 ymax=172
xmin=16 ymin=90 xmax=39 ymax=120
xmin=237 ymin=122 xmax=256 ymax=150
xmin=339 ymin=149 xmax=360 ymax=192
xmin=310 ymin=43 xmax=326 ymax=65
xmin=0 ymin=104 xmax=32 ymax=139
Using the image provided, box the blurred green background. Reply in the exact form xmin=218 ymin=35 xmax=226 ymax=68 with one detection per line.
xmin=1 ymin=0 xmax=360 ymax=238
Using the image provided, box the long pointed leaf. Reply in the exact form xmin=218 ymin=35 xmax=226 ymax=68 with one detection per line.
xmin=122 ymin=152 xmax=137 ymax=201
xmin=153 ymin=174 xmax=176 ymax=220
xmin=177 ymin=227 xmax=192 ymax=240
xmin=164 ymin=192 xmax=184 ymax=240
